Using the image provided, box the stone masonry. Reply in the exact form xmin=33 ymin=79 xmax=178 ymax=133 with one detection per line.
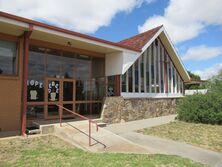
xmin=101 ymin=96 xmax=179 ymax=124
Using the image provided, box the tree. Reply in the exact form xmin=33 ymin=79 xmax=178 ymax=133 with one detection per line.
xmin=208 ymin=69 xmax=222 ymax=94
xmin=187 ymin=71 xmax=201 ymax=80
xmin=185 ymin=71 xmax=203 ymax=89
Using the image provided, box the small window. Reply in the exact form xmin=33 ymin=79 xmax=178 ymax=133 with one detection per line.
xmin=0 ymin=40 xmax=18 ymax=75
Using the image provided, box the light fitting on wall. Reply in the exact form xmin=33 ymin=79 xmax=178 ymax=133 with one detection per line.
xmin=67 ymin=41 xmax=72 ymax=46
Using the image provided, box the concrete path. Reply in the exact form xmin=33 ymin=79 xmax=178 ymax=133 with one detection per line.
xmin=122 ymin=132 xmax=222 ymax=167
xmin=54 ymin=120 xmax=148 ymax=154
xmin=105 ymin=115 xmax=222 ymax=167
xmin=105 ymin=114 xmax=177 ymax=134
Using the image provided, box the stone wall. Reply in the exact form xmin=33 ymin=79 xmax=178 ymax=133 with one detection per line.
xmin=101 ymin=96 xmax=179 ymax=124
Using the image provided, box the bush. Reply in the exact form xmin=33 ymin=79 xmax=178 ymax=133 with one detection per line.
xmin=177 ymin=93 xmax=222 ymax=125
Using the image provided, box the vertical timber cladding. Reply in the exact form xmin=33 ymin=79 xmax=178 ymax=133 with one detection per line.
xmin=0 ymin=34 xmax=23 ymax=132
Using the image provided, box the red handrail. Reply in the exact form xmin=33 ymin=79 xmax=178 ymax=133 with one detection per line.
xmin=57 ymin=105 xmax=99 ymax=146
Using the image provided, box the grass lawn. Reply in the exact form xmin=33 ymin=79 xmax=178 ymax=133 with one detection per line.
xmin=0 ymin=135 xmax=206 ymax=167
xmin=138 ymin=121 xmax=222 ymax=152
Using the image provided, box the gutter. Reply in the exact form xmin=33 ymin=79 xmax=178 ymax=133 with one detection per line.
xmin=0 ymin=11 xmax=141 ymax=53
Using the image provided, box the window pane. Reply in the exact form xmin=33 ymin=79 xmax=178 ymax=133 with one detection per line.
xmin=76 ymin=56 xmax=91 ymax=80
xmin=140 ymin=56 xmax=144 ymax=92
xmin=46 ymin=49 xmax=62 ymax=78
xmin=151 ymin=44 xmax=155 ymax=93
xmin=168 ymin=61 xmax=172 ymax=93
xmin=63 ymin=104 xmax=73 ymax=115
xmin=48 ymin=80 xmax=60 ymax=102
xmin=173 ymin=67 xmax=175 ymax=93
xmin=62 ymin=52 xmax=77 ymax=79
xmin=48 ymin=105 xmax=59 ymax=116
xmin=128 ymin=67 xmax=133 ymax=92
xmin=122 ymin=72 xmax=127 ymax=92
xmin=160 ymin=46 xmax=164 ymax=93
xmin=146 ymin=49 xmax=150 ymax=92
xmin=63 ymin=81 xmax=73 ymax=101
xmin=107 ymin=76 xmax=115 ymax=96
xmin=76 ymin=103 xmax=90 ymax=115
xmin=0 ymin=40 xmax=17 ymax=75
xmin=135 ymin=61 xmax=139 ymax=92
xmin=28 ymin=46 xmax=45 ymax=102
xmin=92 ymin=103 xmax=102 ymax=115
xmin=76 ymin=80 xmax=90 ymax=100
xmin=92 ymin=77 xmax=105 ymax=100
xmin=27 ymin=106 xmax=44 ymax=119
xmin=27 ymin=79 xmax=44 ymax=102
xmin=156 ymin=42 xmax=159 ymax=93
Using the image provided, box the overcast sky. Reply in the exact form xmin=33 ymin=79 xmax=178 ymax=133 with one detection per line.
xmin=1 ymin=0 xmax=222 ymax=79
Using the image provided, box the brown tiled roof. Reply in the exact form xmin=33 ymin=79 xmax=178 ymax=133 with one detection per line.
xmin=118 ymin=25 xmax=163 ymax=50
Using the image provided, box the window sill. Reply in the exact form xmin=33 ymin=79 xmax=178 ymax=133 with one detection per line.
xmin=121 ymin=92 xmax=184 ymax=98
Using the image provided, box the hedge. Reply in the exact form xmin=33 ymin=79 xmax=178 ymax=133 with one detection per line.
xmin=176 ymin=93 xmax=222 ymax=125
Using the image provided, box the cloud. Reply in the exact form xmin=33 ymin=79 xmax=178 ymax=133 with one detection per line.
xmin=182 ymin=45 xmax=222 ymax=61
xmin=138 ymin=0 xmax=222 ymax=44
xmin=194 ymin=63 xmax=222 ymax=80
xmin=0 ymin=0 xmax=155 ymax=33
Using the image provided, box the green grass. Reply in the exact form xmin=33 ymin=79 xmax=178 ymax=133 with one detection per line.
xmin=138 ymin=121 xmax=222 ymax=152
xmin=0 ymin=135 xmax=206 ymax=167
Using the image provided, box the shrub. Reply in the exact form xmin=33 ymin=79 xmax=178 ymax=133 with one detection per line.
xmin=177 ymin=93 xmax=222 ymax=125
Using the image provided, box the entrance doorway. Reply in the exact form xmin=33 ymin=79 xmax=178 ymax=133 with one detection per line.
xmin=45 ymin=77 xmax=75 ymax=119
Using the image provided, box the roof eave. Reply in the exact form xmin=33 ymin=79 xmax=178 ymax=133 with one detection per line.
xmin=0 ymin=11 xmax=141 ymax=53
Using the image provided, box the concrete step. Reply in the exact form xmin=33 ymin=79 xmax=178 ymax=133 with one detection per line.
xmin=97 ymin=122 xmax=107 ymax=127
xmin=26 ymin=122 xmax=41 ymax=135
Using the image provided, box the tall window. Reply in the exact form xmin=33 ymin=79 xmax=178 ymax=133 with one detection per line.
xmin=146 ymin=49 xmax=150 ymax=92
xmin=121 ymin=39 xmax=184 ymax=95
xmin=0 ymin=40 xmax=18 ymax=75
xmin=151 ymin=43 xmax=155 ymax=93
xmin=128 ymin=67 xmax=133 ymax=92
xmin=140 ymin=56 xmax=144 ymax=92
xmin=121 ymin=72 xmax=127 ymax=92
xmin=135 ymin=60 xmax=139 ymax=92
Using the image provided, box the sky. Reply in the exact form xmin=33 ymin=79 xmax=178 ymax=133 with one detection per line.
xmin=0 ymin=0 xmax=222 ymax=79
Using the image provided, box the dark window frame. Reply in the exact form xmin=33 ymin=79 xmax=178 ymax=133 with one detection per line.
xmin=0 ymin=35 xmax=19 ymax=78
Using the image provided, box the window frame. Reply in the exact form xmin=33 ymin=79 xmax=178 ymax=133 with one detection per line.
xmin=0 ymin=33 xmax=20 ymax=79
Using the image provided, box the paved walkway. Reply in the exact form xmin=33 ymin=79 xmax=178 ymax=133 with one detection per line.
xmin=105 ymin=115 xmax=222 ymax=167
xmin=122 ymin=132 xmax=222 ymax=167
xmin=54 ymin=120 xmax=148 ymax=154
xmin=105 ymin=114 xmax=177 ymax=134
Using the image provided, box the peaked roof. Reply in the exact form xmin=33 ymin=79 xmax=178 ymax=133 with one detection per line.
xmin=118 ymin=25 xmax=163 ymax=50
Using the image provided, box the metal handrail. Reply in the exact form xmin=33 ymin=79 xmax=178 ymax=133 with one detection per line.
xmin=57 ymin=105 xmax=99 ymax=146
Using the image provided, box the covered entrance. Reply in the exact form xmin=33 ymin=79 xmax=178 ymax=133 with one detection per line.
xmin=26 ymin=44 xmax=106 ymax=122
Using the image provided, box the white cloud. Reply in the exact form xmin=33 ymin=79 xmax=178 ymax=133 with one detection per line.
xmin=182 ymin=45 xmax=222 ymax=61
xmin=0 ymin=0 xmax=155 ymax=33
xmin=194 ymin=63 xmax=222 ymax=80
xmin=138 ymin=0 xmax=222 ymax=44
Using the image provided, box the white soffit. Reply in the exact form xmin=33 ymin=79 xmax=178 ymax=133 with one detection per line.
xmin=160 ymin=28 xmax=190 ymax=82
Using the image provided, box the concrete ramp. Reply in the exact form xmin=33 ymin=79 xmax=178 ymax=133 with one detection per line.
xmin=54 ymin=120 xmax=148 ymax=154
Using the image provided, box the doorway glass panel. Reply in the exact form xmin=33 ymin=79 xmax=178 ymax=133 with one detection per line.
xmin=48 ymin=105 xmax=59 ymax=117
xmin=48 ymin=80 xmax=60 ymax=102
xmin=63 ymin=81 xmax=73 ymax=101
xmin=63 ymin=104 xmax=74 ymax=115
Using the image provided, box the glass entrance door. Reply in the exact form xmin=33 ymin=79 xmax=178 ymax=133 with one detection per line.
xmin=45 ymin=78 xmax=76 ymax=119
